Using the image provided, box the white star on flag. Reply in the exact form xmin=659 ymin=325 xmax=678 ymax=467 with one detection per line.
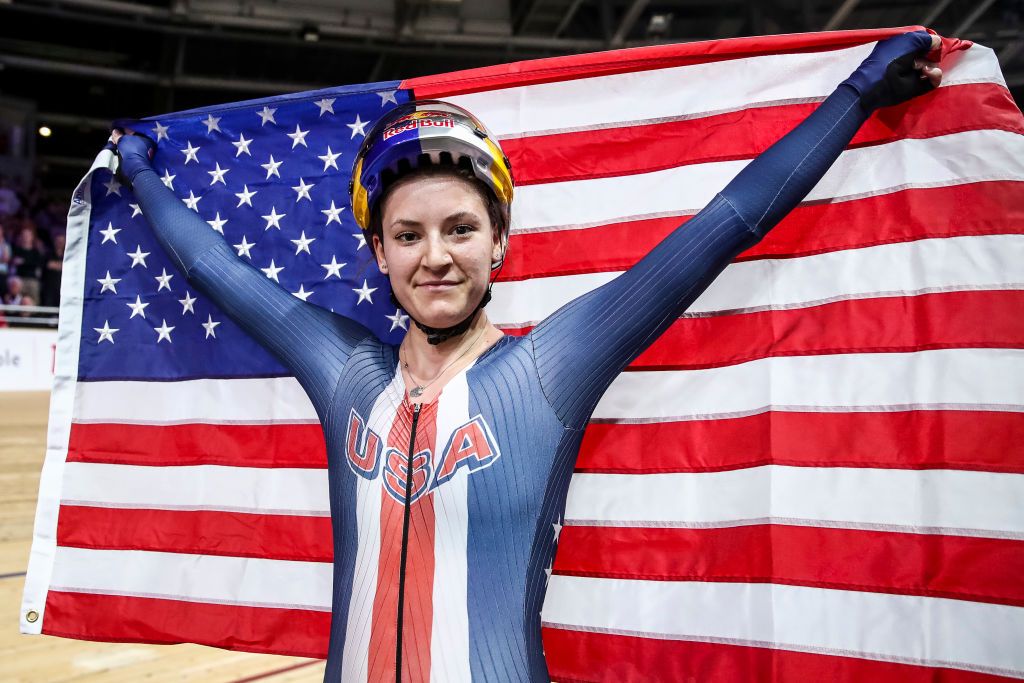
xmin=322 ymin=201 xmax=344 ymax=225
xmin=257 ymin=106 xmax=277 ymax=126
xmin=127 ymin=245 xmax=150 ymax=268
xmin=232 ymin=133 xmax=253 ymax=157
xmin=94 ymin=320 xmax=118 ymax=344
xmin=262 ymin=207 xmax=286 ymax=230
xmin=315 ymin=98 xmax=335 ymax=116
xmin=202 ymin=314 xmax=221 ymax=339
xmin=318 ymin=146 xmax=341 ymax=171
xmin=261 ymin=260 xmax=284 ymax=282
xmin=160 ymin=169 xmax=175 ymax=189
xmin=378 ymin=91 xmax=398 ymax=106
xmin=97 ymin=271 xmax=121 ymax=294
xmin=129 ymin=203 xmax=142 ymax=218
xmin=178 ymin=291 xmax=197 ymax=314
xmin=152 ymin=121 xmax=169 ymax=141
xmin=321 ymin=255 xmax=345 ymax=279
xmin=99 ymin=222 xmax=121 ymax=244
xmin=154 ymin=319 xmax=175 ymax=343
xmin=261 ymin=155 xmax=282 ymax=179
xmin=347 ymin=114 xmax=368 ymax=138
xmin=386 ymin=308 xmax=409 ymax=331
xmin=291 ymin=231 xmax=315 ymax=255
xmin=233 ymin=235 xmax=255 ymax=258
xmin=552 ymin=519 xmax=563 ymax=543
xmin=103 ymin=175 xmax=121 ymax=197
xmin=292 ymin=284 xmax=313 ymax=301
xmin=287 ymin=125 xmax=309 ymax=148
xmin=353 ymin=279 xmax=377 ymax=305
xmin=292 ymin=178 xmax=314 ymax=202
xmin=182 ymin=190 xmax=201 ymax=211
xmin=126 ymin=295 xmax=149 ymax=319
xmin=207 ymin=213 xmax=228 ymax=234
xmin=203 ymin=114 xmax=221 ymax=134
xmin=181 ymin=141 xmax=200 ymax=164
xmin=208 ymin=163 xmax=230 ymax=185
xmin=235 ymin=185 xmax=257 ymax=207
xmin=353 ymin=232 xmax=367 ymax=250
xmin=155 ymin=268 xmax=174 ymax=291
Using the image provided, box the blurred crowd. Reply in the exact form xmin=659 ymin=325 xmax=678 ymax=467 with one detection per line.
xmin=0 ymin=173 xmax=68 ymax=325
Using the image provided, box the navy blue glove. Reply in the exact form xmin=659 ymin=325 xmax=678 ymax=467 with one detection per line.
xmin=114 ymin=133 xmax=157 ymax=186
xmin=842 ymin=30 xmax=937 ymax=112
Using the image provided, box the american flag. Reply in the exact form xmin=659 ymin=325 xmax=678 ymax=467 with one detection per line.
xmin=23 ymin=26 xmax=1024 ymax=681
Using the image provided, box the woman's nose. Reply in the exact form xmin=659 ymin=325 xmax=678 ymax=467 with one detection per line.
xmin=422 ymin=234 xmax=453 ymax=269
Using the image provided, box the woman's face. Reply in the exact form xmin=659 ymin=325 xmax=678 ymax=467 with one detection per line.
xmin=374 ymin=173 xmax=503 ymax=330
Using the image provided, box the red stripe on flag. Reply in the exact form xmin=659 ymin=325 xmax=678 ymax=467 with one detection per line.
xmin=501 ymin=180 xmax=1024 ymax=282
xmin=504 ymin=84 xmax=1023 ymax=186
xmin=541 ymin=626 xmax=1012 ymax=683
xmin=42 ymin=591 xmax=329 ymax=658
xmin=56 ymin=505 xmax=333 ymax=562
xmin=578 ymin=410 xmax=1024 ymax=474
xmin=630 ymin=289 xmax=1024 ymax=371
xmin=67 ymin=421 xmax=326 ymax=468
xmin=554 ymin=525 xmax=1024 ymax=607
xmin=404 ymin=27 xmax=925 ymax=98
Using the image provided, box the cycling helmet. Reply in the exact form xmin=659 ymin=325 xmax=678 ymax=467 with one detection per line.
xmin=350 ymin=100 xmax=514 ymax=245
xmin=349 ymin=100 xmax=514 ymax=345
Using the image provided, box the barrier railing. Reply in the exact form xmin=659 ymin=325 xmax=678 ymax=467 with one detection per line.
xmin=0 ymin=304 xmax=60 ymax=329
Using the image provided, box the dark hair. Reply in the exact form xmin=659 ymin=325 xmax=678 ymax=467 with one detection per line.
xmin=366 ymin=162 xmax=506 ymax=248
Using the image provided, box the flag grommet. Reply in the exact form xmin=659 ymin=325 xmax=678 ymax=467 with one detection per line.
xmin=25 ymin=610 xmax=38 ymax=623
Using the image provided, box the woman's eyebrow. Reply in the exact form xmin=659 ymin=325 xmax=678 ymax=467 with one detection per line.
xmin=445 ymin=211 xmax=481 ymax=223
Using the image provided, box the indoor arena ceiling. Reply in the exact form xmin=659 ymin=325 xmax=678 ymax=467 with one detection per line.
xmin=1 ymin=0 xmax=1020 ymax=188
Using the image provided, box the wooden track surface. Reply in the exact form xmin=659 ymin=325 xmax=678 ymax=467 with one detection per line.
xmin=1 ymin=391 xmax=326 ymax=682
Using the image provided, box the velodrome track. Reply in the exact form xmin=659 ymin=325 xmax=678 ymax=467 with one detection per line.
xmin=1 ymin=391 xmax=325 ymax=682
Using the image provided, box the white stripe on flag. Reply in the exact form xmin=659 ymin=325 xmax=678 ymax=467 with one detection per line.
xmin=60 ymin=462 xmax=330 ymax=515
xmin=50 ymin=546 xmax=332 ymax=611
xmin=70 ymin=348 xmax=1024 ymax=426
xmin=596 ymin=348 xmax=1024 ymax=420
xmin=448 ymin=43 xmax=1001 ymax=138
xmin=563 ymin=466 xmax=1024 ymax=537
xmin=491 ymin=234 xmax=1024 ymax=324
xmin=541 ymin=576 xmax=1024 ymax=677
xmin=73 ymin=376 xmax=316 ymax=423
xmin=510 ymin=128 xmax=1024 ymax=231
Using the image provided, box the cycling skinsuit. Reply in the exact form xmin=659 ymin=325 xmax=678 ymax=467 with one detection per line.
xmin=118 ymin=32 xmax=930 ymax=679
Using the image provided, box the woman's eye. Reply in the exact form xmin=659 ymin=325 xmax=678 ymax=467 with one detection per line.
xmin=453 ymin=224 xmax=475 ymax=236
xmin=396 ymin=232 xmax=418 ymax=243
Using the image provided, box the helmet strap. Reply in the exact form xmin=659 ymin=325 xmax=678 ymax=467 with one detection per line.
xmin=389 ymin=286 xmax=492 ymax=346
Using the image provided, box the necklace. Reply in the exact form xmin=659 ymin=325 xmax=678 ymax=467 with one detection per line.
xmin=402 ymin=324 xmax=488 ymax=399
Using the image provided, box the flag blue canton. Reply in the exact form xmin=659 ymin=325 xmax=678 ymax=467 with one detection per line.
xmin=79 ymin=82 xmax=411 ymax=380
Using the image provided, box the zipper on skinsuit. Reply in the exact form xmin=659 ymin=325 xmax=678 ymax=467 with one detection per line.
xmin=395 ymin=401 xmax=421 ymax=683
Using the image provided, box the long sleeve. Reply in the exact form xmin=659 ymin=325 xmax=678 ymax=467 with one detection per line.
xmin=528 ymin=81 xmax=872 ymax=429
xmin=122 ymin=154 xmax=373 ymax=411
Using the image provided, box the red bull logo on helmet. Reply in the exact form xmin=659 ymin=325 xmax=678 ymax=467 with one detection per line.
xmin=382 ymin=113 xmax=456 ymax=141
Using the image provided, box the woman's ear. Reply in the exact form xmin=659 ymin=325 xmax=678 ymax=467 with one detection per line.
xmin=372 ymin=233 xmax=388 ymax=274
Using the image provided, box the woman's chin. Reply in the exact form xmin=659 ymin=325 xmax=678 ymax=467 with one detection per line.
xmin=405 ymin=300 xmax=475 ymax=330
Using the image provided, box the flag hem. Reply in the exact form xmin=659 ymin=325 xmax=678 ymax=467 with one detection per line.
xmin=20 ymin=149 xmax=111 ymax=634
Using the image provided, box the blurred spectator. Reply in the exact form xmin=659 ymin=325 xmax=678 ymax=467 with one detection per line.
xmin=42 ymin=233 xmax=65 ymax=307
xmin=4 ymin=275 xmax=24 ymax=305
xmin=0 ymin=225 xmax=10 ymax=295
xmin=0 ymin=175 xmax=21 ymax=217
xmin=11 ymin=225 xmax=44 ymax=302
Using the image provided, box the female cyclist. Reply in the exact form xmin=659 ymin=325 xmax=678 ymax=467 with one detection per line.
xmin=113 ymin=30 xmax=942 ymax=683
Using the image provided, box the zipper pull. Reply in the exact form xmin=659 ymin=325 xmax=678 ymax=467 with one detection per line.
xmin=413 ymin=402 xmax=421 ymax=416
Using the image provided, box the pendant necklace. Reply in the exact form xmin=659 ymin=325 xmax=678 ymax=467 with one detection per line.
xmin=403 ymin=325 xmax=488 ymax=399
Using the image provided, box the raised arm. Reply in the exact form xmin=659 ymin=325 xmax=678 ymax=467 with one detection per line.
xmin=115 ymin=134 xmax=373 ymax=411
xmin=529 ymin=30 xmax=941 ymax=429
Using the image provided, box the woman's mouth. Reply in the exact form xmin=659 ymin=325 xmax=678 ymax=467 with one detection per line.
xmin=418 ymin=280 xmax=460 ymax=292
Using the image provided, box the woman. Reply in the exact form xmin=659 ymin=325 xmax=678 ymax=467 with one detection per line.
xmin=114 ymin=30 xmax=942 ymax=682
